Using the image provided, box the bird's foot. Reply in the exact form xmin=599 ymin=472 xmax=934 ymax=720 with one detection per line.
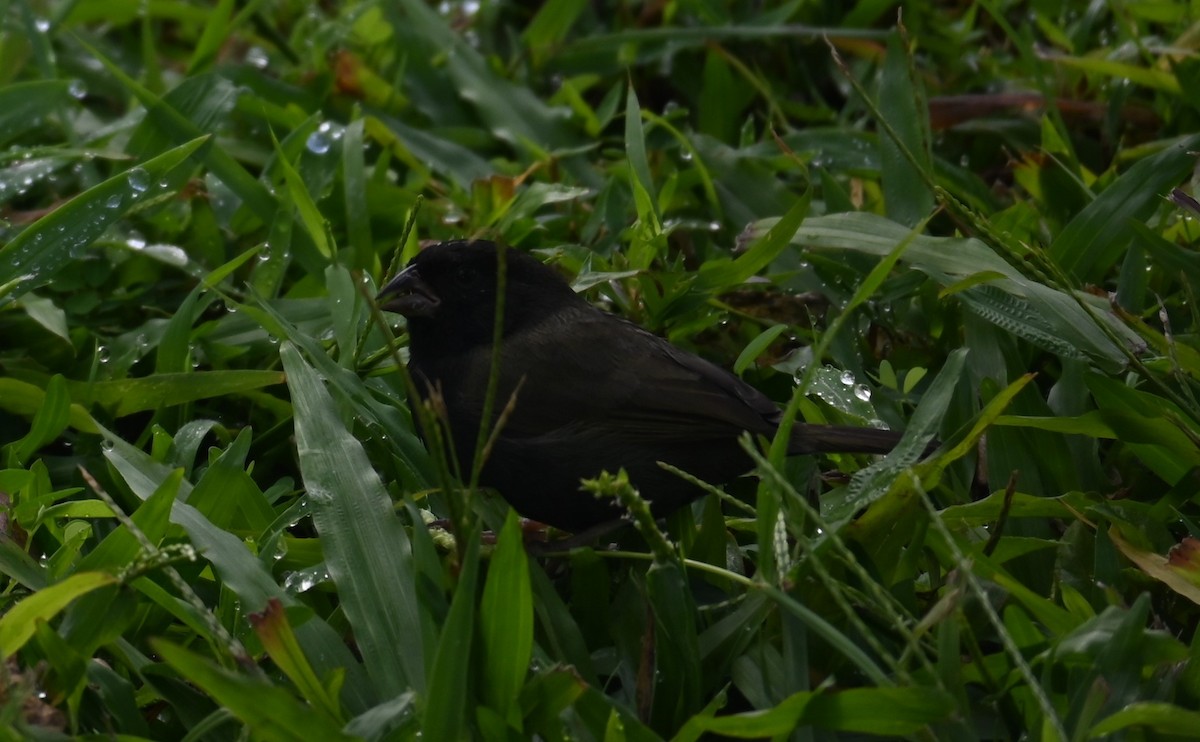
xmin=523 ymin=517 xmax=629 ymax=556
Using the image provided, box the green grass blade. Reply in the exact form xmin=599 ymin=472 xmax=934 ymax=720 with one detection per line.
xmin=423 ymin=534 xmax=481 ymax=741
xmin=154 ymin=639 xmax=356 ymax=742
xmin=1050 ymin=134 xmax=1200 ymax=281
xmin=0 ymin=136 xmax=208 ymax=303
xmin=0 ymin=572 xmax=117 ymax=656
xmin=282 ymin=342 xmax=426 ymax=695
xmin=480 ymin=511 xmax=534 ymax=724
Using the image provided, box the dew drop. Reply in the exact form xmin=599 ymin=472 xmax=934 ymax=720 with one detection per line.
xmin=68 ymin=79 xmax=87 ymax=99
xmin=127 ymin=167 xmax=150 ymax=192
xmin=305 ymin=130 xmax=331 ymax=154
xmin=839 ymin=370 xmax=854 ymax=385
xmin=105 ymin=193 xmax=122 ymax=209
xmin=245 ymin=46 xmax=270 ymax=69
xmin=853 ymin=384 xmax=872 ymax=402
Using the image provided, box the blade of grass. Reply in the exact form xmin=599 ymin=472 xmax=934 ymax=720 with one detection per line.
xmin=282 ymin=342 xmax=426 ymax=696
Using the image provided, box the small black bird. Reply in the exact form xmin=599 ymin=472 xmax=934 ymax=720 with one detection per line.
xmin=378 ymin=240 xmax=916 ymax=532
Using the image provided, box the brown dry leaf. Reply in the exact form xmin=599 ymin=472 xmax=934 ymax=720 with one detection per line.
xmin=1109 ymin=529 xmax=1200 ymax=606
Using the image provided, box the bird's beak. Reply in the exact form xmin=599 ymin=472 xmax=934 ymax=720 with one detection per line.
xmin=377 ymin=264 xmax=441 ymax=318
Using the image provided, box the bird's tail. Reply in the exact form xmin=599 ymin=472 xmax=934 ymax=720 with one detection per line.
xmin=788 ymin=425 xmax=921 ymax=456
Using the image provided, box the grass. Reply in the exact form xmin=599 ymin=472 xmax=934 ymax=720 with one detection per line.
xmin=1 ymin=1 xmax=1200 ymax=739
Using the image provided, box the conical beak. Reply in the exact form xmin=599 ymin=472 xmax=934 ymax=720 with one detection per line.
xmin=376 ymin=264 xmax=441 ymax=318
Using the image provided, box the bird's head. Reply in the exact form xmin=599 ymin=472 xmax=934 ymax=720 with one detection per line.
xmin=377 ymin=240 xmax=579 ymax=349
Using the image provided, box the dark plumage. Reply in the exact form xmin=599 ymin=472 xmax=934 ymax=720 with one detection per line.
xmin=378 ymin=240 xmax=916 ymax=532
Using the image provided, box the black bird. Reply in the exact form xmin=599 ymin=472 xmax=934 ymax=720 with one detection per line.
xmin=378 ymin=240 xmax=919 ymax=533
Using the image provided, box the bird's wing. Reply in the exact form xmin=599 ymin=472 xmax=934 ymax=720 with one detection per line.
xmin=497 ymin=309 xmax=781 ymax=442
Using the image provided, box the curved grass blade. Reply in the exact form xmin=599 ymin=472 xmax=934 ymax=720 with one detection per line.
xmin=0 ymin=136 xmax=209 ymax=304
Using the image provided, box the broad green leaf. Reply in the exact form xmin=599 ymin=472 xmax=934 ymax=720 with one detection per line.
xmin=100 ymin=432 xmax=282 ymax=610
xmin=381 ymin=0 xmax=577 ymax=151
xmin=0 ymin=379 xmax=98 ymax=434
xmin=154 ymin=640 xmax=356 ymax=742
xmin=424 ymin=535 xmax=481 ymax=741
xmin=522 ymin=0 xmax=587 ymax=60
xmin=0 ymin=80 xmax=71 ymax=146
xmin=733 ymin=324 xmax=788 ymax=376
xmin=647 ymin=559 xmax=702 ymax=733
xmin=99 ymin=425 xmax=375 ymax=712
xmin=87 ymin=660 xmax=149 ymax=736
xmin=1088 ymin=702 xmax=1200 ymax=737
xmin=327 ymin=265 xmax=360 ymax=370
xmin=342 ymin=118 xmax=373 ymax=270
xmin=0 ymin=136 xmax=208 ymax=304
xmin=282 ymin=342 xmax=425 ymax=695
xmin=17 ymin=293 xmax=70 ymax=343
xmin=803 ymin=686 xmax=955 ymax=734
xmin=249 ymin=598 xmax=343 ymax=721
xmin=0 ymin=538 xmax=48 ymax=591
xmin=273 ymin=130 xmax=332 ymax=258
xmin=344 ymin=693 xmax=418 ymax=740
xmin=556 ymin=25 xmax=886 ymax=67
xmin=186 ymin=0 xmax=237 ymax=74
xmin=184 ymin=429 xmax=275 ymax=530
xmin=33 ymin=621 xmax=89 ymax=723
xmin=367 ymin=114 xmax=494 ymax=190
xmin=155 ymin=285 xmax=213 ymax=374
xmin=1050 ymin=134 xmax=1200 ymax=281
xmin=624 ymin=86 xmax=662 ymax=268
xmin=126 ymin=73 xmax=239 ymax=162
xmin=625 ymin=86 xmax=655 ymax=215
xmin=697 ymin=50 xmax=740 ymax=143
xmin=0 ymin=571 xmax=118 ymax=656
xmin=940 ymin=490 xmax=1083 ymax=525
xmin=993 ymin=412 xmax=1117 ymax=437
xmin=677 ymin=685 xmax=954 ymax=738
xmin=519 ymin=667 xmax=587 ymax=734
xmin=83 ymin=41 xmax=278 ymax=222
xmin=1088 ymin=375 xmax=1200 ymax=484
xmin=75 ymin=468 xmax=182 ymax=573
xmin=481 ymin=511 xmax=534 ymax=724
xmin=752 ymin=211 xmax=1140 ymax=370
xmin=66 ymin=371 xmax=286 ymax=417
xmin=12 ymin=374 xmax=71 ymax=465
xmin=253 ymin=298 xmax=433 ymax=490
xmin=830 ymin=348 xmax=968 ymax=524
xmin=1109 ymin=529 xmax=1200 ymax=606
xmin=696 ymin=189 xmax=811 ymax=291
xmin=878 ymin=31 xmax=934 ymax=227
xmin=760 ymin=583 xmax=889 ymax=685
xmin=674 ymin=688 xmax=813 ymax=739
xmin=1050 ymin=55 xmax=1181 ymax=94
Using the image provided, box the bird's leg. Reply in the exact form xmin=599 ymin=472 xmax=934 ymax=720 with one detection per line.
xmin=523 ymin=517 xmax=630 ymax=556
